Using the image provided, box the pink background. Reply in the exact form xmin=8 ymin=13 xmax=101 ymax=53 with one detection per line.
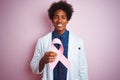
xmin=0 ymin=0 xmax=120 ymax=80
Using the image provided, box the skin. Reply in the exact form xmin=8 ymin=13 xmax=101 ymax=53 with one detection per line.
xmin=39 ymin=9 xmax=69 ymax=72
xmin=52 ymin=9 xmax=68 ymax=34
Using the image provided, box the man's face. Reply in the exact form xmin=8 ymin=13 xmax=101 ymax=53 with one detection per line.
xmin=52 ymin=9 xmax=68 ymax=34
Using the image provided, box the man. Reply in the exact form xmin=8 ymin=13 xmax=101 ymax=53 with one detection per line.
xmin=30 ymin=1 xmax=88 ymax=80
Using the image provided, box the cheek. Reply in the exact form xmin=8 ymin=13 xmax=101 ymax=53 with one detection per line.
xmin=52 ymin=20 xmax=57 ymax=24
xmin=63 ymin=19 xmax=68 ymax=23
xmin=64 ymin=21 xmax=68 ymax=25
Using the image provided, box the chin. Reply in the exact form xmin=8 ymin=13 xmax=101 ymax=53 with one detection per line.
xmin=55 ymin=27 xmax=62 ymax=30
xmin=57 ymin=28 xmax=64 ymax=31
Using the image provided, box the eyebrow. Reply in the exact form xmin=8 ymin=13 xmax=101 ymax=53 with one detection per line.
xmin=54 ymin=14 xmax=66 ymax=17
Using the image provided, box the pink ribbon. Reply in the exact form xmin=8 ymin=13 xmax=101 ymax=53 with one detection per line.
xmin=49 ymin=38 xmax=70 ymax=70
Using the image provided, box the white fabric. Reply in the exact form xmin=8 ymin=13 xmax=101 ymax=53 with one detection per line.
xmin=30 ymin=31 xmax=88 ymax=80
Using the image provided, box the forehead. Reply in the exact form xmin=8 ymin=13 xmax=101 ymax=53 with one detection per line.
xmin=54 ymin=9 xmax=67 ymax=16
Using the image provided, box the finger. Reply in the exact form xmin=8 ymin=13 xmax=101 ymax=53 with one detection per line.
xmin=48 ymin=58 xmax=56 ymax=62
xmin=45 ymin=57 xmax=56 ymax=63
xmin=46 ymin=52 xmax=57 ymax=57
xmin=49 ymin=56 xmax=56 ymax=59
xmin=49 ymin=52 xmax=57 ymax=57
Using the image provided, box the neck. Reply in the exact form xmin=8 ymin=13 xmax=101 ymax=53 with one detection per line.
xmin=54 ymin=30 xmax=66 ymax=35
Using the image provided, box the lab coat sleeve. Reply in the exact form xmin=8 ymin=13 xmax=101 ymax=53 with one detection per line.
xmin=79 ymin=40 xmax=88 ymax=80
xmin=30 ymin=38 xmax=44 ymax=74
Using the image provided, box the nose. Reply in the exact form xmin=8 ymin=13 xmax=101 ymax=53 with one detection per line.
xmin=58 ymin=18 xmax=62 ymax=22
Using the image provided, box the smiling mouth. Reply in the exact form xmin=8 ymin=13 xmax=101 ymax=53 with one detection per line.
xmin=57 ymin=24 xmax=63 ymax=27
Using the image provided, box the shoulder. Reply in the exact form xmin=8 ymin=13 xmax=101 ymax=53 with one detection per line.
xmin=38 ymin=32 xmax=52 ymax=41
xmin=69 ymin=32 xmax=84 ymax=42
xmin=37 ymin=32 xmax=52 ymax=45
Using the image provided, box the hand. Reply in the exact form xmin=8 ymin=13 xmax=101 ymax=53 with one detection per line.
xmin=43 ymin=51 xmax=57 ymax=64
xmin=39 ymin=51 xmax=57 ymax=72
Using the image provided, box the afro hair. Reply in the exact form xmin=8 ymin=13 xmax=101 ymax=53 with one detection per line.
xmin=48 ymin=1 xmax=74 ymax=21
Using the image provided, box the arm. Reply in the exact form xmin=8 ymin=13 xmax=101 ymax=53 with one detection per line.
xmin=30 ymin=39 xmax=57 ymax=74
xmin=30 ymin=39 xmax=43 ymax=74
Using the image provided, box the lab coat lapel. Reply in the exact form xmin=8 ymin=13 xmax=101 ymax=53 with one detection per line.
xmin=67 ymin=32 xmax=74 ymax=80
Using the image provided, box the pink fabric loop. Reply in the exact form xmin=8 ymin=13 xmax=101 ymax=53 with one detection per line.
xmin=49 ymin=38 xmax=70 ymax=70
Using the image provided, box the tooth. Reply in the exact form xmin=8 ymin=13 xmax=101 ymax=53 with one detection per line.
xmin=57 ymin=24 xmax=62 ymax=26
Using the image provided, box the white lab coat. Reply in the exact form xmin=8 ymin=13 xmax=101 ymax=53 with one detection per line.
xmin=30 ymin=31 xmax=88 ymax=80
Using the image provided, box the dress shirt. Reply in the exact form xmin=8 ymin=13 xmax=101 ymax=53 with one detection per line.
xmin=52 ymin=30 xmax=69 ymax=80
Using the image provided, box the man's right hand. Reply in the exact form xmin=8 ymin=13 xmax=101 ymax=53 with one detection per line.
xmin=42 ymin=51 xmax=57 ymax=64
xmin=39 ymin=51 xmax=57 ymax=72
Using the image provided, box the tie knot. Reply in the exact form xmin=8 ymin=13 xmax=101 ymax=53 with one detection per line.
xmin=59 ymin=36 xmax=63 ymax=40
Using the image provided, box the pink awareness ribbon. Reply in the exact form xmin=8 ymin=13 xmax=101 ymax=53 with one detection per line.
xmin=49 ymin=38 xmax=70 ymax=70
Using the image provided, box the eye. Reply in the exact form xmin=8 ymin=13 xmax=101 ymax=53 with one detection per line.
xmin=61 ymin=15 xmax=67 ymax=19
xmin=53 ymin=15 xmax=58 ymax=19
